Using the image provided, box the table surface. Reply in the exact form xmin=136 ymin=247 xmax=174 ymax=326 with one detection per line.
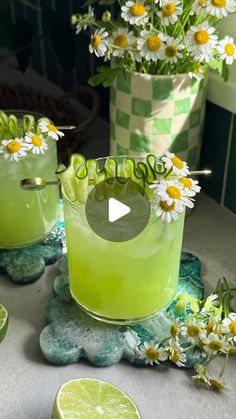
xmin=0 ymin=192 xmax=236 ymax=419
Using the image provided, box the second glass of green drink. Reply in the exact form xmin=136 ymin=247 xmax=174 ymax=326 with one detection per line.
xmin=60 ymin=154 xmax=189 ymax=325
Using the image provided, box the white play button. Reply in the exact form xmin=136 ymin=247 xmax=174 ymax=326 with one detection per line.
xmin=108 ymin=198 xmax=131 ymax=223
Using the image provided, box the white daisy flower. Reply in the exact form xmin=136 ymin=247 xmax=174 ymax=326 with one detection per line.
xmin=188 ymin=63 xmax=206 ymax=80
xmin=164 ymin=37 xmax=184 ymax=64
xmin=162 ymin=151 xmax=190 ymax=176
xmin=168 ymin=338 xmax=186 ymax=367
xmin=180 ymin=317 xmax=204 ymax=344
xmin=202 ymin=332 xmax=230 ymax=355
xmin=137 ymin=30 xmax=166 ymax=61
xmin=139 ymin=340 xmax=168 ymax=365
xmin=156 ymin=180 xmax=188 ymax=206
xmin=39 ymin=121 xmax=64 ymax=141
xmin=201 ymin=293 xmax=219 ymax=315
xmin=156 ymin=199 xmax=183 ymax=223
xmin=89 ymin=28 xmax=109 ymax=58
xmin=205 ymin=0 xmax=236 ymax=18
xmin=24 ymin=132 xmax=48 ymax=155
xmin=121 ymin=1 xmax=150 ymax=26
xmin=111 ymin=28 xmax=136 ymax=58
xmin=170 ymin=318 xmax=182 ymax=339
xmin=190 ymin=0 xmax=208 ymax=16
xmin=0 ymin=138 xmax=29 ymax=161
xmin=222 ymin=312 xmax=236 ymax=341
xmin=177 ymin=176 xmax=201 ymax=197
xmin=158 ymin=0 xmax=183 ymax=26
xmin=185 ymin=22 xmax=218 ymax=63
xmin=217 ymin=36 xmax=236 ymax=65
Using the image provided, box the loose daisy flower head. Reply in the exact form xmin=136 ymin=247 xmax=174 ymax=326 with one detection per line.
xmin=139 ymin=340 xmax=168 ymax=365
xmin=222 ymin=312 xmax=236 ymax=341
xmin=190 ymin=0 xmax=208 ymax=16
xmin=39 ymin=121 xmax=64 ymax=141
xmin=0 ymin=138 xmax=29 ymax=161
xmin=137 ymin=30 xmax=166 ymax=61
xmin=185 ymin=22 xmax=218 ymax=63
xmin=189 ymin=63 xmax=206 ymax=80
xmin=177 ymin=176 xmax=201 ymax=197
xmin=156 ymin=199 xmax=183 ymax=223
xmin=217 ymin=36 xmax=236 ymax=65
xmin=203 ymin=332 xmax=230 ymax=355
xmin=89 ymin=28 xmax=109 ymax=58
xmin=25 ymin=132 xmax=48 ymax=155
xmin=111 ymin=28 xmax=136 ymax=58
xmin=164 ymin=37 xmax=184 ymax=64
xmin=205 ymin=0 xmax=236 ymax=18
xmin=158 ymin=0 xmax=183 ymax=26
xmin=170 ymin=318 xmax=182 ymax=338
xmin=162 ymin=151 xmax=190 ymax=176
xmin=121 ymin=1 xmax=150 ymax=26
xmin=168 ymin=338 xmax=186 ymax=367
xmin=201 ymin=293 xmax=219 ymax=314
xmin=180 ymin=317 xmax=204 ymax=344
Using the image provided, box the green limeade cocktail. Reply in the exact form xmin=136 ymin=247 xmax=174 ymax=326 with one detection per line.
xmin=0 ymin=111 xmax=60 ymax=248
xmin=59 ymin=154 xmax=193 ymax=324
xmin=63 ymin=196 xmax=184 ymax=321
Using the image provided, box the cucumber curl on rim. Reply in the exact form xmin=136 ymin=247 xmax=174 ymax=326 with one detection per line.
xmin=56 ymin=154 xmax=166 ymax=204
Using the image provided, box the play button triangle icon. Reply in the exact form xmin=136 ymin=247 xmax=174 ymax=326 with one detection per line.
xmin=108 ymin=198 xmax=131 ymax=223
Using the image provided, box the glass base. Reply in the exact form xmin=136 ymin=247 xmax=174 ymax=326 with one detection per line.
xmin=73 ymin=296 xmax=176 ymax=326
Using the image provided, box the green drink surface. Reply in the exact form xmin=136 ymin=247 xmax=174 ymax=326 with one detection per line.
xmin=0 ymin=141 xmax=59 ymax=248
xmin=64 ymin=197 xmax=185 ymax=321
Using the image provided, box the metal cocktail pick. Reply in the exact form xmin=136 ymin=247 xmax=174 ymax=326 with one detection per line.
xmin=20 ymin=177 xmax=60 ymax=191
xmin=20 ymin=170 xmax=212 ymax=191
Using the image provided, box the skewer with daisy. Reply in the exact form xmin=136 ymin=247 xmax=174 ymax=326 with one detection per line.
xmin=0 ymin=111 xmax=65 ymax=162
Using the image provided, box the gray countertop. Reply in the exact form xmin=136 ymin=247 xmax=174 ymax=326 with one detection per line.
xmin=0 ymin=192 xmax=236 ymax=419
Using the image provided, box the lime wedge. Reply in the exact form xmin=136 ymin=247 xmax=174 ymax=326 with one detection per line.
xmin=52 ymin=378 xmax=141 ymax=419
xmin=0 ymin=304 xmax=8 ymax=343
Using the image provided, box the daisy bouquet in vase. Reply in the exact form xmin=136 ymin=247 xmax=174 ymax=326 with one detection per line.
xmin=72 ymin=0 xmax=236 ymax=163
xmin=0 ymin=110 xmax=64 ymax=248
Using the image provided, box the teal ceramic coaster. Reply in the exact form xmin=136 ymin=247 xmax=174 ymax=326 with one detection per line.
xmin=0 ymin=223 xmax=64 ymax=284
xmin=40 ymin=252 xmax=204 ymax=368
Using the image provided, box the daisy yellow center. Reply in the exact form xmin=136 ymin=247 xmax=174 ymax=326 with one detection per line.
xmin=171 ymin=323 xmax=178 ymax=337
xmin=130 ymin=4 xmax=145 ymax=17
xmin=225 ymin=43 xmax=235 ymax=56
xmin=194 ymin=30 xmax=209 ymax=45
xmin=179 ymin=177 xmax=192 ymax=188
xmin=199 ymin=0 xmax=206 ymax=5
xmin=91 ymin=34 xmax=101 ymax=49
xmin=145 ymin=348 xmax=160 ymax=361
xmin=212 ymin=0 xmax=226 ymax=8
xmin=229 ymin=320 xmax=236 ymax=335
xmin=31 ymin=135 xmax=43 ymax=147
xmin=114 ymin=34 xmax=128 ymax=48
xmin=166 ymin=186 xmax=181 ymax=199
xmin=171 ymin=156 xmax=184 ymax=169
xmin=187 ymin=325 xmax=199 ymax=337
xmin=209 ymin=379 xmax=224 ymax=390
xmin=160 ymin=201 xmax=175 ymax=212
xmin=162 ymin=3 xmax=176 ymax=17
xmin=198 ymin=340 xmax=204 ymax=350
xmin=206 ymin=321 xmax=214 ymax=334
xmin=165 ymin=45 xmax=177 ymax=57
xmin=172 ymin=351 xmax=179 ymax=363
xmin=7 ymin=140 xmax=21 ymax=153
xmin=208 ymin=340 xmax=223 ymax=351
xmin=47 ymin=124 xmax=58 ymax=133
xmin=147 ymin=35 xmax=161 ymax=51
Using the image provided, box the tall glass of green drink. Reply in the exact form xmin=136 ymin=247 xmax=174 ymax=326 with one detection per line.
xmin=0 ymin=110 xmax=62 ymax=248
xmin=59 ymin=153 xmax=200 ymax=325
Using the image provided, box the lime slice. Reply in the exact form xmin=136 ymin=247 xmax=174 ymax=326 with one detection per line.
xmin=52 ymin=378 xmax=141 ymax=419
xmin=0 ymin=304 xmax=8 ymax=343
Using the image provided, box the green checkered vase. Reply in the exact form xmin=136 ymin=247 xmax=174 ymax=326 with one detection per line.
xmin=110 ymin=71 xmax=207 ymax=169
